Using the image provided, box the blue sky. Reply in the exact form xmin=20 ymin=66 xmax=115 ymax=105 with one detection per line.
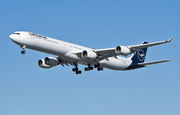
xmin=0 ymin=0 xmax=179 ymax=115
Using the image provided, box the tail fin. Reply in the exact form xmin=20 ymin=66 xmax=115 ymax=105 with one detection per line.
xmin=130 ymin=41 xmax=148 ymax=64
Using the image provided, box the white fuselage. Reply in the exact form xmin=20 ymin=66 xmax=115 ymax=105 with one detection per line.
xmin=10 ymin=31 xmax=132 ymax=70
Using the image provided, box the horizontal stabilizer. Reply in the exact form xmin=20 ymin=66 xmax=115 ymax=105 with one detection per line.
xmin=138 ymin=60 xmax=171 ymax=66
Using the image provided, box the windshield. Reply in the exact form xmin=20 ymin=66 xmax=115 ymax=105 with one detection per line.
xmin=13 ymin=33 xmax=20 ymax=35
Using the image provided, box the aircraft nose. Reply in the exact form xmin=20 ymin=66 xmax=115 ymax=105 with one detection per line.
xmin=9 ymin=34 xmax=17 ymax=42
xmin=9 ymin=34 xmax=14 ymax=40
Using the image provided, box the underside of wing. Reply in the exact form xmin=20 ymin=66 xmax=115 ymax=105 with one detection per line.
xmin=94 ymin=48 xmax=117 ymax=60
xmin=57 ymin=56 xmax=74 ymax=67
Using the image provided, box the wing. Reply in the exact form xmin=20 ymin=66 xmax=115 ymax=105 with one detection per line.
xmin=128 ymin=37 xmax=174 ymax=52
xmin=57 ymin=56 xmax=74 ymax=67
xmin=94 ymin=37 xmax=174 ymax=60
xmin=94 ymin=48 xmax=117 ymax=60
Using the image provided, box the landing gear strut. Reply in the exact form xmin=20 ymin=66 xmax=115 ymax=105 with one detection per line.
xmin=72 ymin=63 xmax=82 ymax=74
xmin=94 ymin=64 xmax=103 ymax=71
xmin=20 ymin=45 xmax=26 ymax=54
xmin=84 ymin=64 xmax=93 ymax=71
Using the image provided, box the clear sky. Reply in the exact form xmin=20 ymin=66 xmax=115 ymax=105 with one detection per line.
xmin=0 ymin=0 xmax=179 ymax=115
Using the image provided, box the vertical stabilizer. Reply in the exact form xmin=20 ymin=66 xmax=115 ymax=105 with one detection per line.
xmin=131 ymin=42 xmax=148 ymax=64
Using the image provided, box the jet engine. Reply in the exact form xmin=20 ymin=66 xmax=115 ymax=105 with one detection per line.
xmin=82 ymin=50 xmax=97 ymax=59
xmin=38 ymin=59 xmax=52 ymax=69
xmin=38 ymin=57 xmax=59 ymax=69
xmin=44 ymin=57 xmax=59 ymax=66
xmin=115 ymin=46 xmax=131 ymax=55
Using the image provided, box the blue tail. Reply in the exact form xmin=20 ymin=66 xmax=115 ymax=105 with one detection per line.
xmin=131 ymin=41 xmax=148 ymax=64
xmin=125 ymin=41 xmax=148 ymax=70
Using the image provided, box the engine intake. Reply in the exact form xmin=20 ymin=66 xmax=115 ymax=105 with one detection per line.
xmin=115 ymin=46 xmax=131 ymax=55
xmin=38 ymin=57 xmax=59 ymax=69
xmin=82 ymin=50 xmax=97 ymax=59
xmin=38 ymin=59 xmax=52 ymax=69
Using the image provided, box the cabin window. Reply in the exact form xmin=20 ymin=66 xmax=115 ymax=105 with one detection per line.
xmin=29 ymin=32 xmax=47 ymax=39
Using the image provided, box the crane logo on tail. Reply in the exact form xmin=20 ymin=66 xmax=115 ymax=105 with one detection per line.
xmin=138 ymin=49 xmax=145 ymax=61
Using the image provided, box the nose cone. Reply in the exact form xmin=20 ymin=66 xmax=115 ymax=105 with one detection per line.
xmin=9 ymin=34 xmax=14 ymax=40
xmin=9 ymin=34 xmax=19 ymax=44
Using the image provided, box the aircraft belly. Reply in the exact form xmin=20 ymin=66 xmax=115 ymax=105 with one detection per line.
xmin=100 ymin=57 xmax=132 ymax=70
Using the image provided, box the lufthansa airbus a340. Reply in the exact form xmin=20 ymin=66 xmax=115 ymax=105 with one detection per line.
xmin=10 ymin=31 xmax=173 ymax=74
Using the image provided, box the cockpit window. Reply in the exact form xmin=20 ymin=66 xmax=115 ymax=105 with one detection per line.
xmin=13 ymin=33 xmax=20 ymax=35
xmin=29 ymin=32 xmax=47 ymax=39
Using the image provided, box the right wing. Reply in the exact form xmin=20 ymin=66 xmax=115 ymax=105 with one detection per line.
xmin=57 ymin=56 xmax=74 ymax=67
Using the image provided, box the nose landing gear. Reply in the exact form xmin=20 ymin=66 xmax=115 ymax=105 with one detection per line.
xmin=21 ymin=50 xmax=26 ymax=54
xmin=20 ymin=45 xmax=26 ymax=54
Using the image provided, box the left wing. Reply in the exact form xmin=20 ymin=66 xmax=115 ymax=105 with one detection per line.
xmin=128 ymin=37 xmax=174 ymax=52
xmin=94 ymin=37 xmax=174 ymax=60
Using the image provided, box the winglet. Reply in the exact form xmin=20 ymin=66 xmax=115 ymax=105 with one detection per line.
xmin=167 ymin=37 xmax=174 ymax=42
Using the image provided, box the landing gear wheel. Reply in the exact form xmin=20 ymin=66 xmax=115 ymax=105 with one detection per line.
xmin=72 ymin=68 xmax=78 ymax=72
xmin=76 ymin=71 xmax=79 ymax=74
xmin=84 ymin=64 xmax=94 ymax=72
xmin=20 ymin=45 xmax=26 ymax=54
xmin=76 ymin=70 xmax=82 ymax=75
xmin=98 ymin=68 xmax=101 ymax=71
xmin=100 ymin=67 xmax=103 ymax=71
xmin=85 ymin=68 xmax=88 ymax=71
xmin=21 ymin=50 xmax=26 ymax=54
xmin=78 ymin=70 xmax=82 ymax=74
xmin=95 ymin=63 xmax=103 ymax=71
xmin=97 ymin=67 xmax=103 ymax=71
xmin=90 ymin=67 xmax=93 ymax=70
xmin=72 ymin=63 xmax=82 ymax=75
xmin=94 ymin=65 xmax=97 ymax=68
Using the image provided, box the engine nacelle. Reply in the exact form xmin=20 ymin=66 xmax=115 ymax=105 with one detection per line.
xmin=82 ymin=50 xmax=97 ymax=59
xmin=45 ymin=57 xmax=59 ymax=66
xmin=38 ymin=59 xmax=52 ymax=69
xmin=115 ymin=46 xmax=131 ymax=55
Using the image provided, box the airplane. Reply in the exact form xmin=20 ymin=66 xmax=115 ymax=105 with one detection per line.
xmin=9 ymin=31 xmax=174 ymax=74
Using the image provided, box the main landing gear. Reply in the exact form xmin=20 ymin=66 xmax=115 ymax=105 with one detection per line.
xmin=72 ymin=63 xmax=82 ymax=75
xmin=84 ymin=64 xmax=93 ymax=71
xmin=72 ymin=63 xmax=103 ymax=74
xmin=84 ymin=64 xmax=103 ymax=72
xmin=20 ymin=45 xmax=26 ymax=54
xmin=94 ymin=64 xmax=103 ymax=71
